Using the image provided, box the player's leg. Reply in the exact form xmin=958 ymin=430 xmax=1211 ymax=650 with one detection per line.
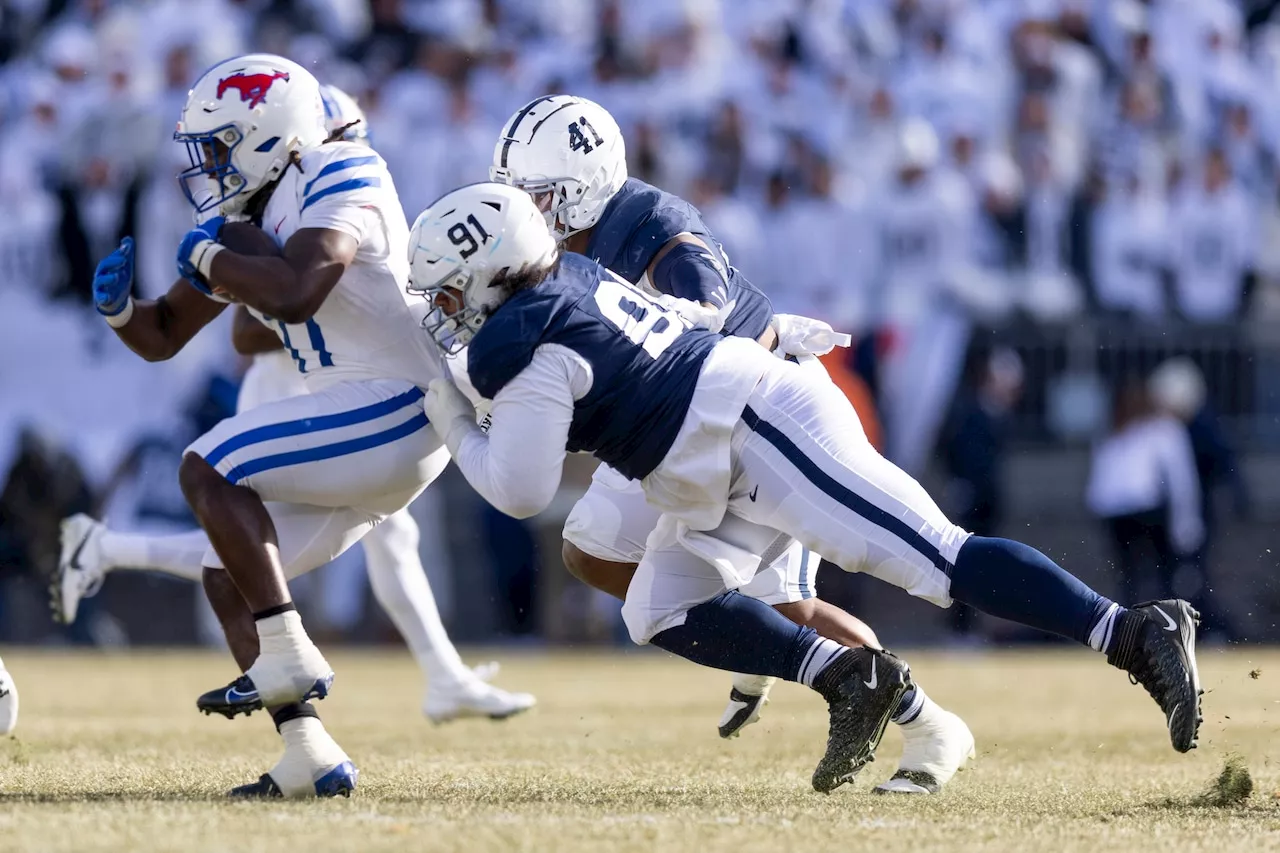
xmin=183 ymin=378 xmax=441 ymax=710
xmin=199 ymin=500 xmax=390 ymax=797
xmin=740 ymin=544 xmax=974 ymax=793
xmin=361 ymin=507 xmax=535 ymax=722
xmin=564 ymin=467 xmax=917 ymax=750
xmin=622 ymin=513 xmax=909 ymax=793
xmin=729 ymin=361 xmax=1202 ymax=753
xmin=52 ymin=514 xmax=208 ymax=623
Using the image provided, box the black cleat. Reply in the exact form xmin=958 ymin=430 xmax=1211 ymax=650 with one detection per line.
xmin=812 ymin=647 xmax=910 ymax=794
xmin=1107 ymin=599 xmax=1203 ymax=753
xmin=229 ymin=774 xmax=283 ymax=798
xmin=198 ymin=675 xmax=263 ymax=719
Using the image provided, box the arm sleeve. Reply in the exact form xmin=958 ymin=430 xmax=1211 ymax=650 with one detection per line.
xmin=650 ymin=236 xmax=731 ymax=309
xmin=450 ymin=346 xmax=585 ymax=519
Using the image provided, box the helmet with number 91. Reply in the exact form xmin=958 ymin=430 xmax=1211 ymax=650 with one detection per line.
xmin=319 ymin=84 xmax=370 ymax=145
xmin=407 ymin=182 xmax=559 ymax=354
xmin=175 ymin=54 xmax=326 ymax=216
xmin=490 ymin=95 xmax=626 ymax=242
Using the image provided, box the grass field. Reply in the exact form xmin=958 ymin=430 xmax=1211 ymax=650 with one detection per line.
xmin=0 ymin=647 xmax=1277 ymax=853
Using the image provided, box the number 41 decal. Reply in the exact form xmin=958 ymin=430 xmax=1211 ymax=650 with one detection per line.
xmin=568 ymin=116 xmax=605 ymax=154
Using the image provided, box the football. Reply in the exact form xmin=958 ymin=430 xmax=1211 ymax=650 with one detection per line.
xmin=205 ymin=220 xmax=282 ymax=303
xmin=0 ymin=657 xmax=18 ymax=735
xmin=218 ymin=220 xmax=282 ymax=257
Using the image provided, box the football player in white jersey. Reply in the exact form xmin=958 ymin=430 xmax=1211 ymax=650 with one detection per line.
xmin=57 ymin=84 xmax=534 ymax=727
xmin=88 ymin=55 xmax=452 ymax=797
xmin=490 ymin=95 xmax=972 ymax=793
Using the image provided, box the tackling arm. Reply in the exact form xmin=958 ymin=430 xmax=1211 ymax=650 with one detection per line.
xmin=426 ymin=348 xmax=577 ymax=520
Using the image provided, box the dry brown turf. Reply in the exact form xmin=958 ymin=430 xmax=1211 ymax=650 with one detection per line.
xmin=0 ymin=647 xmax=1277 ymax=853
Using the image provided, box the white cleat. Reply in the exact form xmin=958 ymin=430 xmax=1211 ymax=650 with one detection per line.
xmin=246 ymin=611 xmax=335 ymax=707
xmin=424 ymin=677 xmax=536 ymax=724
xmin=52 ymin=514 xmax=108 ymax=624
xmin=718 ymin=674 xmax=776 ymax=739
xmin=875 ymin=706 xmax=975 ymax=794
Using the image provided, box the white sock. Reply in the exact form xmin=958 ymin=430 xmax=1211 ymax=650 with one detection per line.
xmin=1088 ymin=602 xmax=1121 ymax=652
xmin=798 ymin=638 xmax=848 ymax=687
xmin=256 ymin=609 xmax=304 ymax=642
xmin=270 ymin=717 xmax=350 ymax=798
xmin=362 ymin=511 xmax=473 ymax=689
xmin=99 ymin=530 xmax=208 ymax=582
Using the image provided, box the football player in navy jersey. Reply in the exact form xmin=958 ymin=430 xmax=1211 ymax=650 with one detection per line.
xmin=410 ymin=183 xmax=1203 ymax=792
xmin=489 ymin=96 xmax=975 ymax=794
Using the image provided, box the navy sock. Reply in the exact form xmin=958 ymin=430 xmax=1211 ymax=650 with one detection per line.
xmin=649 ymin=591 xmax=835 ymax=682
xmin=949 ymin=536 xmax=1116 ymax=647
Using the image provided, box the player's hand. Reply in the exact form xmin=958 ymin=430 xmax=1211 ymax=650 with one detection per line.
xmin=424 ymin=378 xmax=477 ymax=450
xmin=176 ymin=216 xmax=226 ymax=296
xmin=93 ymin=237 xmax=135 ymax=317
xmin=770 ymin=314 xmax=853 ymax=358
xmin=656 ymin=294 xmax=729 ymax=334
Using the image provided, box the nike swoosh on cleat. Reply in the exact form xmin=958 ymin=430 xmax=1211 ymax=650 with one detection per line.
xmin=748 ymin=485 xmax=759 ymax=502
xmin=1152 ymin=605 xmax=1179 ymax=632
xmin=864 ymin=659 xmax=878 ymax=690
xmin=226 ymin=686 xmax=259 ymax=702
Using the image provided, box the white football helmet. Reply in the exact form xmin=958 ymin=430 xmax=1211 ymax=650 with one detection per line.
xmin=407 ymin=182 xmax=559 ymax=354
xmin=320 ymin=84 xmax=370 ymax=145
xmin=175 ymin=54 xmax=326 ymax=215
xmin=490 ymin=95 xmax=627 ymax=241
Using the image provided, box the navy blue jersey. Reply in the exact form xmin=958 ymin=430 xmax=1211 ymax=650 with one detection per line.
xmin=584 ymin=178 xmax=773 ymax=340
xmin=467 ymin=253 xmax=719 ymax=480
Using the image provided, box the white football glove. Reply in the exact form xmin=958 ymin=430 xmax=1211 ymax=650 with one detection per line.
xmin=424 ymin=378 xmax=478 ymax=452
xmin=770 ymin=314 xmax=853 ymax=358
xmin=656 ymin=294 xmax=734 ymax=334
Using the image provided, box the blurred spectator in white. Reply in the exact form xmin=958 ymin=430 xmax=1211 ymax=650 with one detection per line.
xmin=1087 ymin=377 xmax=1203 ymax=603
xmin=381 ymin=73 xmax=498 ymax=222
xmin=837 ymin=84 xmax=899 ymax=196
xmin=136 ymin=42 xmax=202 ymax=299
xmin=871 ymin=118 xmax=980 ymax=475
xmin=1168 ymin=148 xmax=1256 ymax=321
xmin=757 ymin=139 xmax=869 ymax=332
xmin=1089 ymin=170 xmax=1169 ymax=317
xmin=1149 ymin=357 xmax=1245 ymax=638
xmin=1215 ymin=94 xmax=1267 ymax=194
xmin=1018 ymin=142 xmax=1086 ymax=321
xmin=1009 ymin=9 xmax=1100 ymax=192
xmin=686 ymin=175 xmax=764 ymax=296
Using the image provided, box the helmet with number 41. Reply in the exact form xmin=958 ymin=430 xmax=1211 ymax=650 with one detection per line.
xmin=490 ymin=95 xmax=627 ymax=242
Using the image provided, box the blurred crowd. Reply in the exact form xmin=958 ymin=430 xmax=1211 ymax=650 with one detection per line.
xmin=0 ymin=0 xmax=1275 ymax=643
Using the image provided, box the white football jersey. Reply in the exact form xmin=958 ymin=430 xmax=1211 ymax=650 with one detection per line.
xmin=254 ymin=141 xmax=443 ymax=390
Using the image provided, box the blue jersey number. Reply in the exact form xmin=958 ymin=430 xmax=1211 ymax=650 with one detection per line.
xmin=594 ymin=276 xmax=685 ymax=358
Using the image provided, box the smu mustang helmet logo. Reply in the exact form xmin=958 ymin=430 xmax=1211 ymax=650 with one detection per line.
xmin=216 ymin=71 xmax=290 ymax=109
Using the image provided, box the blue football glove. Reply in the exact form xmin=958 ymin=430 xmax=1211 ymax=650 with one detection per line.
xmin=176 ymin=215 xmax=225 ymax=294
xmin=93 ymin=237 xmax=135 ymax=317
